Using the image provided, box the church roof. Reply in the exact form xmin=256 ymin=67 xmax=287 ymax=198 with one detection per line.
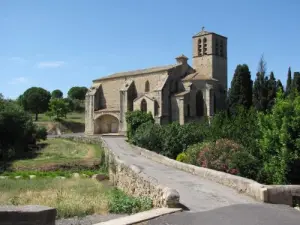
xmin=93 ymin=64 xmax=180 ymax=82
xmin=182 ymin=72 xmax=218 ymax=81
xmin=192 ymin=28 xmax=227 ymax=39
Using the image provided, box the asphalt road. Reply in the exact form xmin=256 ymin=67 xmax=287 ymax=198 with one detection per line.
xmin=145 ymin=204 xmax=300 ymax=225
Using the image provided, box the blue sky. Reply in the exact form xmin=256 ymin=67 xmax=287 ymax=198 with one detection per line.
xmin=0 ymin=0 xmax=299 ymax=99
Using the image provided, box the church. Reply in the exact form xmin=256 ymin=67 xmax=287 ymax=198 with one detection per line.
xmin=85 ymin=28 xmax=227 ymax=135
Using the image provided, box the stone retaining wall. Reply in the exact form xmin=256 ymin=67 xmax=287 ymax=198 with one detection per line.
xmin=0 ymin=205 xmax=56 ymax=225
xmin=59 ymin=136 xmax=180 ymax=208
xmin=132 ymin=145 xmax=300 ymax=206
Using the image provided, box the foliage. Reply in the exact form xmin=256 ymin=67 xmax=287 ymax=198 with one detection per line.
xmin=132 ymin=121 xmax=163 ymax=153
xmin=20 ymin=87 xmax=51 ymax=121
xmin=35 ymin=126 xmax=47 ymax=141
xmin=126 ymin=110 xmax=154 ymax=141
xmin=0 ymin=101 xmax=36 ymax=161
xmin=206 ymin=107 xmax=260 ymax=158
xmin=160 ymin=122 xmax=204 ymax=159
xmin=176 ymin=152 xmax=188 ymax=163
xmin=51 ymin=89 xmax=63 ymax=99
xmin=67 ymin=86 xmax=88 ymax=100
xmin=196 ymin=139 xmax=259 ymax=179
xmin=228 ymin=64 xmax=253 ymax=112
xmin=258 ymin=90 xmax=300 ymax=184
xmin=108 ymin=188 xmax=152 ymax=214
xmin=286 ymin=67 xmax=292 ymax=96
xmin=46 ymin=98 xmax=69 ymax=120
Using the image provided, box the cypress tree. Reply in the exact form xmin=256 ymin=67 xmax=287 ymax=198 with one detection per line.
xmin=228 ymin=64 xmax=253 ymax=112
xmin=292 ymin=72 xmax=300 ymax=96
xmin=277 ymin=79 xmax=284 ymax=92
xmin=253 ymin=55 xmax=268 ymax=111
xmin=266 ymin=72 xmax=277 ymax=110
xmin=286 ymin=67 xmax=292 ymax=96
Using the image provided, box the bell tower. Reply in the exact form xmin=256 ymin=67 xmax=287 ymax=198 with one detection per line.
xmin=192 ymin=27 xmax=228 ymax=90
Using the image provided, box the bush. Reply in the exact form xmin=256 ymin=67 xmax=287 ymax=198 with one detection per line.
xmin=196 ymin=139 xmax=259 ymax=179
xmin=126 ymin=110 xmax=154 ymax=141
xmin=160 ymin=122 xmax=204 ymax=159
xmin=258 ymin=90 xmax=300 ymax=184
xmin=176 ymin=152 xmax=188 ymax=162
xmin=0 ymin=101 xmax=36 ymax=161
xmin=184 ymin=142 xmax=209 ymax=165
xmin=108 ymin=188 xmax=152 ymax=214
xmin=35 ymin=126 xmax=47 ymax=141
xmin=132 ymin=121 xmax=163 ymax=153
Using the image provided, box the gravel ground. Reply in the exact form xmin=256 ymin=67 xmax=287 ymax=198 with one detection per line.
xmin=56 ymin=214 xmax=127 ymax=225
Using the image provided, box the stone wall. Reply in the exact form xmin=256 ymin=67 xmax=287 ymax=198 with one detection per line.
xmin=59 ymin=136 xmax=180 ymax=208
xmin=0 ymin=205 xmax=56 ymax=225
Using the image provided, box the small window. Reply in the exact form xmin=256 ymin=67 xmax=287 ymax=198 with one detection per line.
xmin=145 ymin=80 xmax=150 ymax=92
xmin=198 ymin=39 xmax=202 ymax=56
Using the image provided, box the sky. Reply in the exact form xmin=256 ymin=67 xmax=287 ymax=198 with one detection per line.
xmin=0 ymin=0 xmax=299 ymax=99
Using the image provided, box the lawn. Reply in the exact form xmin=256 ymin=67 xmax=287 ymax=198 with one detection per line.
xmin=0 ymin=178 xmax=152 ymax=218
xmin=5 ymin=138 xmax=103 ymax=171
xmin=34 ymin=112 xmax=85 ymax=123
xmin=0 ymin=138 xmax=152 ymax=218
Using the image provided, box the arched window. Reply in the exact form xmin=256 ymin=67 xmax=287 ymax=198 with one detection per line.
xmin=154 ymin=101 xmax=159 ymax=116
xmin=196 ymin=90 xmax=204 ymax=117
xmin=141 ymin=99 xmax=147 ymax=112
xmin=198 ymin=38 xmax=202 ymax=56
xmin=187 ymin=104 xmax=190 ymax=117
xmin=145 ymin=80 xmax=150 ymax=92
xmin=203 ymin=38 xmax=207 ymax=55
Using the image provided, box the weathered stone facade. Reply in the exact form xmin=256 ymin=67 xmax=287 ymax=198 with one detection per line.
xmin=85 ymin=28 xmax=228 ymax=134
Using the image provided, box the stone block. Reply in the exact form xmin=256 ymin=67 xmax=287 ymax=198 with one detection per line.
xmin=0 ymin=205 xmax=56 ymax=225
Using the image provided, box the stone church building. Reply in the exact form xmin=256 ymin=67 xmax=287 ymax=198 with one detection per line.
xmin=85 ymin=29 xmax=227 ymax=135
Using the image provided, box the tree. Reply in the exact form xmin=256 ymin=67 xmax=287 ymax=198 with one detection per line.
xmin=253 ymin=55 xmax=270 ymax=112
xmin=228 ymin=64 xmax=253 ymax=112
xmin=277 ymin=79 xmax=284 ymax=92
xmin=286 ymin=67 xmax=292 ymax=96
xmin=266 ymin=72 xmax=277 ymax=110
xmin=67 ymin=86 xmax=88 ymax=100
xmin=51 ymin=89 xmax=63 ymax=99
xmin=21 ymin=87 xmax=51 ymax=121
xmin=292 ymin=72 xmax=300 ymax=95
xmin=46 ymin=98 xmax=69 ymax=120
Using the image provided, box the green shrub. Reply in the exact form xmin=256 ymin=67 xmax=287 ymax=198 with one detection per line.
xmin=258 ymin=90 xmax=300 ymax=184
xmin=160 ymin=122 xmax=204 ymax=159
xmin=176 ymin=152 xmax=188 ymax=162
xmin=0 ymin=101 xmax=36 ymax=161
xmin=108 ymin=188 xmax=152 ymax=214
xmin=35 ymin=126 xmax=47 ymax=141
xmin=184 ymin=142 xmax=209 ymax=165
xmin=196 ymin=139 xmax=259 ymax=179
xmin=126 ymin=110 xmax=154 ymax=141
xmin=132 ymin=121 xmax=163 ymax=153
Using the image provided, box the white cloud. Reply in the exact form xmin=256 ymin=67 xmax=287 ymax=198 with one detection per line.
xmin=37 ymin=61 xmax=65 ymax=68
xmin=9 ymin=77 xmax=29 ymax=85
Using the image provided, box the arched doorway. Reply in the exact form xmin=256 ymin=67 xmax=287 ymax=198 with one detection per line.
xmin=95 ymin=114 xmax=119 ymax=134
xmin=196 ymin=90 xmax=205 ymax=117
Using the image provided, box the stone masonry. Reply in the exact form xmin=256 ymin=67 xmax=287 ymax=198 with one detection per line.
xmin=85 ymin=28 xmax=228 ymax=135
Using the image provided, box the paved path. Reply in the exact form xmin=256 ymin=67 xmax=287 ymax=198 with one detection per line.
xmin=102 ymin=136 xmax=258 ymax=212
xmin=145 ymin=204 xmax=300 ymax=225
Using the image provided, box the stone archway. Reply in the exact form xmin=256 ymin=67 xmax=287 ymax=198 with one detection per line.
xmin=94 ymin=114 xmax=119 ymax=134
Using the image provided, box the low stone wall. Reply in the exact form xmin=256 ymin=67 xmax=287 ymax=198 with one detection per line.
xmin=59 ymin=135 xmax=180 ymax=208
xmin=132 ymin=145 xmax=300 ymax=206
xmin=0 ymin=205 xmax=56 ymax=225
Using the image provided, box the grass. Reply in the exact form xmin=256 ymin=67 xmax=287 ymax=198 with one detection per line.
xmin=0 ymin=178 xmax=152 ymax=218
xmin=4 ymin=138 xmax=103 ymax=171
xmin=34 ymin=112 xmax=84 ymax=123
